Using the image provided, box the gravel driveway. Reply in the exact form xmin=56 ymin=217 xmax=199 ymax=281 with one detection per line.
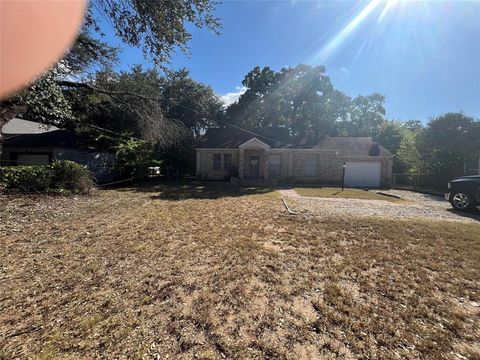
xmin=279 ymin=189 xmax=480 ymax=223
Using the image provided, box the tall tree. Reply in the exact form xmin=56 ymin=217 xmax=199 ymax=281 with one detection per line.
xmin=396 ymin=130 xmax=422 ymax=174
xmin=65 ymin=66 xmax=222 ymax=173
xmin=416 ymin=112 xmax=480 ymax=180
xmin=160 ymin=69 xmax=224 ymax=138
xmin=402 ymin=119 xmax=424 ymax=133
xmin=374 ymin=120 xmax=406 ymax=154
xmin=68 ymin=66 xmax=221 ymax=148
xmin=225 ymin=64 xmax=383 ymax=142
xmin=340 ymin=93 xmax=386 ymax=137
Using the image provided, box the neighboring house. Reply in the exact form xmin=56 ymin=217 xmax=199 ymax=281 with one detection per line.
xmin=196 ymin=128 xmax=394 ymax=187
xmin=1 ymin=118 xmax=117 ymax=183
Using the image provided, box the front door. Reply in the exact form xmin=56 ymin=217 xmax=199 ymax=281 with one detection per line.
xmin=249 ymin=155 xmax=260 ymax=179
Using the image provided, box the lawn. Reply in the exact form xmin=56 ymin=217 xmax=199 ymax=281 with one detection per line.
xmin=1 ymin=183 xmax=479 ymax=359
xmin=295 ymin=186 xmax=401 ymax=202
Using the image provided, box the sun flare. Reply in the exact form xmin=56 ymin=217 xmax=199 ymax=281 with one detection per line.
xmin=315 ymin=0 xmax=408 ymax=62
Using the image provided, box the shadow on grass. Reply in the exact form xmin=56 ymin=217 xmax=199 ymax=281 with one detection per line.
xmin=116 ymin=180 xmax=273 ymax=200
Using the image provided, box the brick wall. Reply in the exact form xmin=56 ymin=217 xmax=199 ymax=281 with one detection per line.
xmin=197 ymin=148 xmax=393 ymax=186
xmin=196 ymin=149 xmax=239 ymax=180
xmin=268 ymin=150 xmax=341 ymax=183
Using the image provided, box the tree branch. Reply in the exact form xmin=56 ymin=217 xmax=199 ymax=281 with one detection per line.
xmin=57 ymin=80 xmax=160 ymax=102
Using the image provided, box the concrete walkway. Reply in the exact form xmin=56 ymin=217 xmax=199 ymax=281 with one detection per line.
xmin=277 ymin=188 xmax=480 ymax=223
xmin=277 ymin=189 xmax=300 ymax=199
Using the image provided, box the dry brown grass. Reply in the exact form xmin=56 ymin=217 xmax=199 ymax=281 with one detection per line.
xmin=1 ymin=183 xmax=479 ymax=359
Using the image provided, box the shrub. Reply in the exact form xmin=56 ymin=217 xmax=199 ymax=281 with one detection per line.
xmin=51 ymin=160 xmax=94 ymax=193
xmin=0 ymin=160 xmax=94 ymax=194
xmin=0 ymin=165 xmax=52 ymax=192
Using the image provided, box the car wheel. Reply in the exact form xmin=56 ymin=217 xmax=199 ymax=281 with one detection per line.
xmin=450 ymin=192 xmax=475 ymax=211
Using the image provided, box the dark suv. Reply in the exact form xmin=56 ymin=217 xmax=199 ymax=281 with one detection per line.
xmin=445 ymin=175 xmax=480 ymax=211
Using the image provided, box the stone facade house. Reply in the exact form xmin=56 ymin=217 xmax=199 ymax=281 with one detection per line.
xmin=196 ymin=128 xmax=394 ymax=187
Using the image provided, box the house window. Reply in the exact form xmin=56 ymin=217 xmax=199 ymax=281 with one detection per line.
xmin=213 ymin=154 xmax=221 ymax=170
xmin=224 ymin=153 xmax=232 ymax=170
xmin=305 ymin=154 xmax=318 ymax=177
xmin=269 ymin=154 xmax=281 ymax=177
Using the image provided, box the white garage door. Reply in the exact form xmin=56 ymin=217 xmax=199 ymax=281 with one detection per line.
xmin=345 ymin=162 xmax=381 ymax=188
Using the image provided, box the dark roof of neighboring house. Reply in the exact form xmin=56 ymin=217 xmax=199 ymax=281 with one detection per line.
xmin=197 ymin=127 xmax=393 ymax=157
xmin=3 ymin=130 xmax=78 ymax=148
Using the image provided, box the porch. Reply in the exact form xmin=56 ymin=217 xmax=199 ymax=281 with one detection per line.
xmin=238 ymin=138 xmax=270 ymax=181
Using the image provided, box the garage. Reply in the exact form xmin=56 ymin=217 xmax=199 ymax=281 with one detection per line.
xmin=344 ymin=161 xmax=381 ymax=187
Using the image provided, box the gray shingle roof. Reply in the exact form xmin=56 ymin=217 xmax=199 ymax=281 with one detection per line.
xmin=196 ymin=127 xmax=288 ymax=148
xmin=313 ymin=136 xmax=393 ymax=157
xmin=1 ymin=118 xmax=59 ymax=135
xmin=197 ymin=127 xmax=393 ymax=157
xmin=2 ymin=118 xmax=77 ymax=149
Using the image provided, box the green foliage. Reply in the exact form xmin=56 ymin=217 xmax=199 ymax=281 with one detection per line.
xmin=0 ymin=166 xmax=52 ymax=192
xmin=72 ymin=66 xmax=161 ymax=137
xmin=161 ymin=69 xmax=224 ymax=137
xmin=374 ymin=120 xmax=405 ymax=154
xmin=15 ymin=69 xmax=73 ymax=126
xmin=396 ymin=131 xmax=422 ymax=174
xmin=225 ymin=64 xmax=384 ymax=140
xmin=64 ymin=32 xmax=119 ymax=73
xmin=87 ymin=0 xmax=220 ymax=66
xmin=50 ymin=160 xmax=94 ymax=193
xmin=402 ymin=119 xmax=424 ymax=133
xmin=114 ymin=137 xmax=161 ymax=178
xmin=72 ymin=67 xmax=221 ymax=174
xmin=416 ymin=113 xmax=480 ymax=180
xmin=0 ymin=161 xmax=93 ymax=194
xmin=344 ymin=93 xmax=386 ymax=136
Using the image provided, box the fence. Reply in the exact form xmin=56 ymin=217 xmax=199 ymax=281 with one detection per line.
xmin=392 ymin=174 xmax=448 ymax=193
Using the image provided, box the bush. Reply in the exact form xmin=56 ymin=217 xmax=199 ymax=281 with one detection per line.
xmin=0 ymin=160 xmax=94 ymax=194
xmin=51 ymin=160 xmax=94 ymax=193
xmin=0 ymin=165 xmax=52 ymax=192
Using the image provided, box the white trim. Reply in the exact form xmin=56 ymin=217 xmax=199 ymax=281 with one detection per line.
xmin=238 ymin=137 xmax=270 ymax=149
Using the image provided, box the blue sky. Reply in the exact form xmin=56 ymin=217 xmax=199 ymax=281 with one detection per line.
xmin=101 ymin=0 xmax=480 ymax=123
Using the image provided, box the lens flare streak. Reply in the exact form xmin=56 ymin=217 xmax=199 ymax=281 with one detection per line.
xmin=314 ymin=0 xmax=385 ymax=62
